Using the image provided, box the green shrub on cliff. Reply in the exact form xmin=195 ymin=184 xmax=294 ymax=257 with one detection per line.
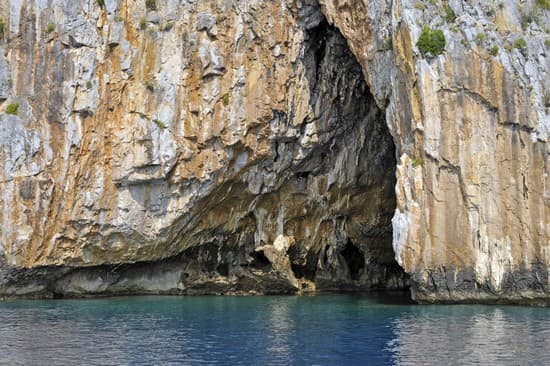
xmin=5 ymin=102 xmax=19 ymax=115
xmin=514 ymin=38 xmax=527 ymax=50
xmin=417 ymin=26 xmax=446 ymax=57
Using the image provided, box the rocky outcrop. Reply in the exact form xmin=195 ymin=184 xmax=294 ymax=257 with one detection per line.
xmin=319 ymin=0 xmax=550 ymax=304
xmin=0 ymin=0 xmax=548 ymax=303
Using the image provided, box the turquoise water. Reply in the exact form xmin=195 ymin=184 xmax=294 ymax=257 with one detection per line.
xmin=0 ymin=294 xmax=549 ymax=365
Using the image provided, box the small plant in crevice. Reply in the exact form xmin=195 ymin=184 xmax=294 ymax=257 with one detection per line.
xmin=383 ymin=36 xmax=393 ymax=51
xmin=443 ymin=4 xmax=457 ymax=23
xmin=475 ymin=32 xmax=486 ymax=45
xmin=136 ymin=112 xmax=149 ymax=120
xmin=5 ymin=102 xmax=19 ymax=115
xmin=417 ymin=26 xmax=446 ymax=57
xmin=86 ymin=80 xmax=93 ymax=89
xmin=145 ymin=80 xmax=155 ymax=92
xmin=96 ymin=0 xmax=105 ymax=8
xmin=0 ymin=18 xmax=5 ymax=39
xmin=544 ymin=93 xmax=550 ymax=109
xmin=152 ymin=119 xmax=166 ymax=129
xmin=412 ymin=157 xmax=423 ymax=167
xmin=145 ymin=0 xmax=157 ymax=11
xmin=139 ymin=18 xmax=147 ymax=30
xmin=489 ymin=45 xmax=499 ymax=56
xmin=221 ymin=93 xmax=230 ymax=106
xmin=521 ymin=8 xmax=540 ymax=29
xmin=45 ymin=22 xmax=55 ymax=35
xmin=545 ymin=37 xmax=550 ymax=48
xmin=160 ymin=21 xmax=174 ymax=32
xmin=514 ymin=37 xmax=527 ymax=50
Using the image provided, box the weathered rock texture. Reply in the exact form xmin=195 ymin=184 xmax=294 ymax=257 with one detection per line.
xmin=0 ymin=0 xmax=548 ymax=303
xmin=319 ymin=0 xmax=550 ymax=303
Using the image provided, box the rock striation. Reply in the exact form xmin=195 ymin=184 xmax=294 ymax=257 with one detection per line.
xmin=0 ymin=0 xmax=548 ymax=303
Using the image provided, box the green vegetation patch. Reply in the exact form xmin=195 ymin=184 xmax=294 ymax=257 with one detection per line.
xmin=417 ymin=26 xmax=446 ymax=57
xmin=514 ymin=38 xmax=527 ymax=50
xmin=489 ymin=45 xmax=499 ymax=56
xmin=475 ymin=32 xmax=485 ymax=44
xmin=383 ymin=36 xmax=393 ymax=51
xmin=221 ymin=93 xmax=230 ymax=106
xmin=145 ymin=0 xmax=157 ymax=11
xmin=443 ymin=4 xmax=457 ymax=23
xmin=139 ymin=18 xmax=147 ymax=30
xmin=412 ymin=157 xmax=423 ymax=167
xmin=96 ymin=0 xmax=105 ymax=8
xmin=536 ymin=0 xmax=550 ymax=10
xmin=5 ymin=102 xmax=19 ymax=115
xmin=0 ymin=18 xmax=5 ymax=39
xmin=45 ymin=22 xmax=55 ymax=35
xmin=152 ymin=119 xmax=166 ymax=129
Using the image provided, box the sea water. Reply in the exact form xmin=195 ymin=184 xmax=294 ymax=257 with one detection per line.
xmin=0 ymin=294 xmax=548 ymax=365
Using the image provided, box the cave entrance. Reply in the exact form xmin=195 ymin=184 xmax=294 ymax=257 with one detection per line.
xmin=298 ymin=7 xmax=409 ymax=293
xmin=341 ymin=240 xmax=365 ymax=281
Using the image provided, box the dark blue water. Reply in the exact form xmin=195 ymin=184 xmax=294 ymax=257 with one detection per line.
xmin=0 ymin=294 xmax=549 ymax=365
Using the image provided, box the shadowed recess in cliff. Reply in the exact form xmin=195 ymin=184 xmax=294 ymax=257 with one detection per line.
xmin=294 ymin=16 xmax=409 ymax=292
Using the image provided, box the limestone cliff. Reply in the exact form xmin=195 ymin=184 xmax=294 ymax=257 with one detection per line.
xmin=0 ymin=0 xmax=548 ymax=303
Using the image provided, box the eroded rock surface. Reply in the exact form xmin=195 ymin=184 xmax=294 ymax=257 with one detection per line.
xmin=0 ymin=0 xmax=407 ymax=298
xmin=0 ymin=0 xmax=548 ymax=303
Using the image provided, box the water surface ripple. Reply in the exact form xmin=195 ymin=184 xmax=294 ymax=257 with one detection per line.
xmin=0 ymin=295 xmax=548 ymax=365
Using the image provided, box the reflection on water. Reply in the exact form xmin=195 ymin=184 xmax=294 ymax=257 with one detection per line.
xmin=389 ymin=306 xmax=550 ymax=365
xmin=0 ymin=295 xmax=548 ymax=365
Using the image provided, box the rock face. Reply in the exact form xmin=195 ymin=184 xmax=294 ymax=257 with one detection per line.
xmin=0 ymin=0 xmax=548 ymax=303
